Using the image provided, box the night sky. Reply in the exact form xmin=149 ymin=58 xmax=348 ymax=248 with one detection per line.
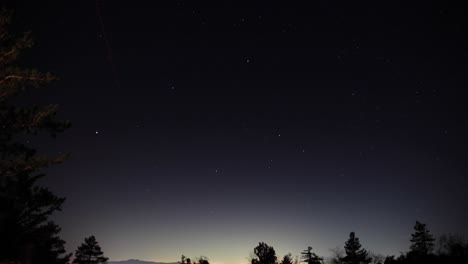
xmin=6 ymin=1 xmax=468 ymax=264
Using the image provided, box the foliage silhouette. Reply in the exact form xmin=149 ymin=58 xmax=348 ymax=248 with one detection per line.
xmin=179 ymin=255 xmax=191 ymax=264
xmin=409 ymin=221 xmax=435 ymax=255
xmin=72 ymin=236 xmax=109 ymax=264
xmin=178 ymin=255 xmax=209 ymax=264
xmin=436 ymin=234 xmax=468 ymax=257
xmin=382 ymin=256 xmax=398 ymax=264
xmin=252 ymin=242 xmax=277 ymax=264
xmin=301 ymin=246 xmax=323 ymax=264
xmin=379 ymin=224 xmax=468 ymax=264
xmin=281 ymin=253 xmax=294 ymax=264
xmin=341 ymin=232 xmax=371 ymax=264
xmin=0 ymin=7 xmax=71 ymax=264
xmin=195 ymin=256 xmax=210 ymax=264
xmin=237 ymin=227 xmax=467 ymax=264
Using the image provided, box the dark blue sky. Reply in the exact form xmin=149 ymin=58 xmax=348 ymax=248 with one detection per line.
xmin=6 ymin=0 xmax=468 ymax=263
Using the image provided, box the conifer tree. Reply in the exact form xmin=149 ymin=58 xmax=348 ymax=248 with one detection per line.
xmin=0 ymin=7 xmax=70 ymax=264
xmin=409 ymin=221 xmax=435 ymax=255
xmin=301 ymin=247 xmax=323 ymax=264
xmin=73 ymin=236 xmax=109 ymax=264
xmin=341 ymin=232 xmax=372 ymax=264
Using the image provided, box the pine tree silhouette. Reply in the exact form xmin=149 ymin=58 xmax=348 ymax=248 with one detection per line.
xmin=280 ymin=253 xmax=294 ymax=264
xmin=0 ymin=7 xmax=71 ymax=264
xmin=410 ymin=221 xmax=435 ymax=255
xmin=301 ymin=246 xmax=323 ymax=264
xmin=341 ymin=232 xmax=371 ymax=264
xmin=73 ymin=236 xmax=109 ymax=264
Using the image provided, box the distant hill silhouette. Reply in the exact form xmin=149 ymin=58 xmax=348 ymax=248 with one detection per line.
xmin=109 ymin=259 xmax=178 ymax=264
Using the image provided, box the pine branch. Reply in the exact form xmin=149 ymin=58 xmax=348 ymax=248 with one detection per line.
xmin=0 ymin=74 xmax=51 ymax=85
xmin=0 ymin=47 xmax=16 ymax=62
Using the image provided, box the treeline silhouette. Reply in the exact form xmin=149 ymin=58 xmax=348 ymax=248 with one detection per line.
xmin=179 ymin=223 xmax=468 ymax=264
xmin=1 ymin=6 xmax=468 ymax=264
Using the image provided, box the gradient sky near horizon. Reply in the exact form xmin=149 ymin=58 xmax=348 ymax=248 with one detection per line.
xmin=5 ymin=1 xmax=468 ymax=264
